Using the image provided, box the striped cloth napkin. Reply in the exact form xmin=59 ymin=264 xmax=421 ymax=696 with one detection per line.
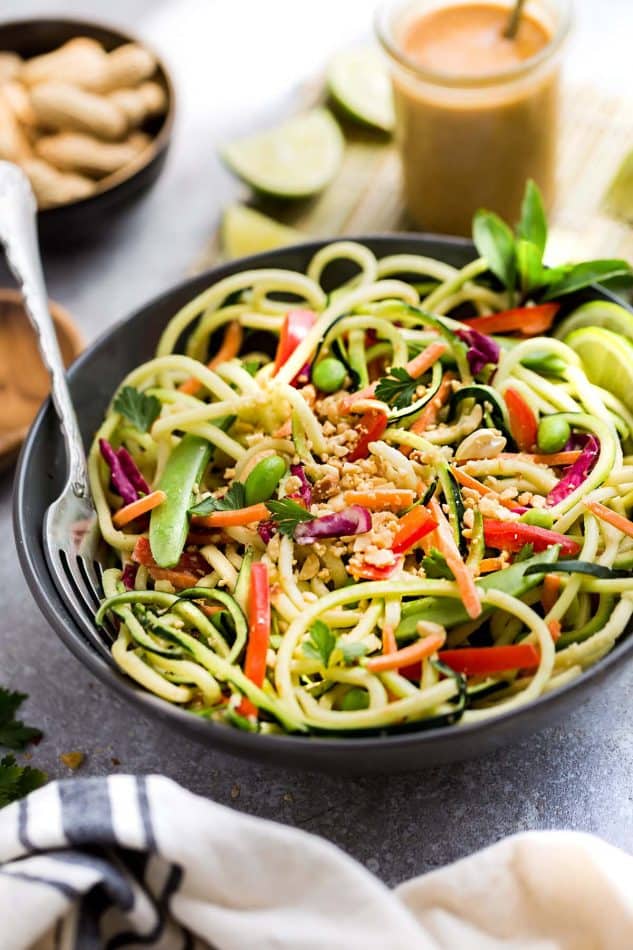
xmin=1 ymin=774 xmax=632 ymax=949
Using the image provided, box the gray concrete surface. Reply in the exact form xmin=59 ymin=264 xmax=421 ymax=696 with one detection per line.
xmin=2 ymin=0 xmax=633 ymax=887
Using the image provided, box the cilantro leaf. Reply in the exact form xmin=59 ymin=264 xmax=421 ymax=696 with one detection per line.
xmin=375 ymin=367 xmax=418 ymax=410
xmin=336 ymin=640 xmax=368 ymax=665
xmin=421 ymin=549 xmax=454 ymax=580
xmin=113 ymin=386 xmax=161 ymax=433
xmin=189 ymin=482 xmax=246 ymax=516
xmin=302 ymin=620 xmax=336 ymax=667
xmin=266 ymin=498 xmax=315 ymax=538
xmin=0 ymin=755 xmax=47 ymax=808
xmin=0 ymin=689 xmax=42 ymax=751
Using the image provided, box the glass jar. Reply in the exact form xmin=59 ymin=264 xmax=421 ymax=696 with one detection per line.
xmin=377 ymin=0 xmax=572 ymax=236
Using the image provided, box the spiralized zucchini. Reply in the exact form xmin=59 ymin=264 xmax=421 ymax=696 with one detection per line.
xmin=91 ymin=241 xmax=633 ymax=738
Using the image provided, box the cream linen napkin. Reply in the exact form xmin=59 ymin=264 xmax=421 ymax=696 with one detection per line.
xmin=0 ymin=774 xmax=631 ymax=949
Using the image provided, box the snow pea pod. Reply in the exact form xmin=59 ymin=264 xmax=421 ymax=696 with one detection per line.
xmin=150 ymin=434 xmax=211 ymax=568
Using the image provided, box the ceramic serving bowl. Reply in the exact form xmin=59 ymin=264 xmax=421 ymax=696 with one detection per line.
xmin=0 ymin=18 xmax=175 ymax=244
xmin=13 ymin=235 xmax=633 ymax=773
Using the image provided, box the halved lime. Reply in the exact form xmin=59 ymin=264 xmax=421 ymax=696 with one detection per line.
xmin=221 ymin=205 xmax=304 ymax=259
xmin=565 ymin=325 xmax=633 ymax=410
xmin=220 ymin=109 xmax=344 ymax=198
xmin=555 ymin=300 xmax=633 ymax=342
xmin=328 ymin=48 xmax=395 ymax=133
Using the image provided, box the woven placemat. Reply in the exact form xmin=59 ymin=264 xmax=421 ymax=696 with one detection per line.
xmin=193 ymin=79 xmax=633 ymax=272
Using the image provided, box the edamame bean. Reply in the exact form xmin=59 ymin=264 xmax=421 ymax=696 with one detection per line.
xmin=537 ymin=415 xmax=571 ymax=454
xmin=244 ymin=455 xmax=287 ymax=505
xmin=339 ymin=687 xmax=370 ymax=711
xmin=520 ymin=509 xmax=554 ymax=529
xmin=311 ymin=357 xmax=346 ymax=393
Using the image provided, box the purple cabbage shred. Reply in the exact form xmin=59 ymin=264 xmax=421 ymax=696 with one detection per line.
xmin=121 ymin=563 xmax=138 ymax=590
xmin=289 ymin=463 xmax=312 ymax=507
xmin=456 ymin=328 xmax=500 ymax=375
xmin=546 ymin=435 xmax=600 ymax=507
xmin=294 ymin=505 xmax=371 ymax=543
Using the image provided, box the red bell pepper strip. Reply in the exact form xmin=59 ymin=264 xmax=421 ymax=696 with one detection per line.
xmin=462 ymin=303 xmax=559 ymax=337
xmin=391 ymin=505 xmax=437 ymax=556
xmin=273 ymin=309 xmax=316 ymax=374
xmin=239 ymin=562 xmax=271 ymax=718
xmin=504 ymin=387 xmax=538 ymax=452
xmin=347 ymin=409 xmax=388 ymax=462
xmin=483 ymin=519 xmax=580 ymax=556
xmin=401 ymin=643 xmax=541 ymax=679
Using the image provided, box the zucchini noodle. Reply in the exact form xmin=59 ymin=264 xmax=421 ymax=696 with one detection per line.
xmin=89 ymin=240 xmax=633 ymax=738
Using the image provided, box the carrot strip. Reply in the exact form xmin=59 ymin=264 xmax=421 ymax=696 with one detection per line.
xmin=478 ymin=557 xmax=505 ymax=574
xmin=366 ymin=630 xmax=446 ymax=672
xmin=498 ymin=451 xmax=582 ymax=466
xmin=585 ymin=501 xmax=633 ymax=538
xmin=410 ymin=373 xmax=454 ymax=434
xmin=547 ymin=619 xmax=562 ymax=642
xmin=451 ymin=466 xmax=517 ymax=511
xmin=178 ymin=321 xmax=243 ymax=396
xmin=198 ymin=603 xmax=224 ymax=617
xmin=348 ymin=340 xmax=448 ymax=406
xmin=344 ymin=489 xmax=415 ymax=511
xmin=429 ymin=498 xmax=482 ymax=619
xmin=382 ymin=626 xmax=397 ymax=655
xmin=112 ymin=490 xmax=166 ymax=528
xmin=192 ymin=502 xmax=269 ymax=528
xmin=147 ymin=567 xmax=201 ymax=589
xmin=541 ymin=573 xmax=561 ymax=613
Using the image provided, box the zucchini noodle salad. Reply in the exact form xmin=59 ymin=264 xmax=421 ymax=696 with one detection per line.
xmin=91 ymin=185 xmax=633 ymax=738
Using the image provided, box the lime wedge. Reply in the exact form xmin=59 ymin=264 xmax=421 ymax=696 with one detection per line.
xmin=328 ymin=48 xmax=395 ymax=133
xmin=221 ymin=205 xmax=304 ymax=259
xmin=565 ymin=325 xmax=633 ymax=411
xmin=554 ymin=301 xmax=633 ymax=342
xmin=221 ymin=109 xmax=344 ymax=198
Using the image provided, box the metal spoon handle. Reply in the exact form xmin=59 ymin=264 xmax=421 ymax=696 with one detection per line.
xmin=0 ymin=161 xmax=88 ymax=498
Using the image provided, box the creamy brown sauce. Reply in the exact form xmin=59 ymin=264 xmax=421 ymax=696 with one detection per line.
xmin=391 ymin=3 xmax=560 ymax=236
xmin=403 ymin=3 xmax=550 ymax=77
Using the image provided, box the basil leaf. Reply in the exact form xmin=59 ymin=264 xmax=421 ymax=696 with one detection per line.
xmin=517 ymin=179 xmax=547 ymax=256
xmin=473 ymin=210 xmax=516 ymax=292
xmin=542 ymin=259 xmax=633 ymax=300
xmin=516 ymin=239 xmax=543 ymax=295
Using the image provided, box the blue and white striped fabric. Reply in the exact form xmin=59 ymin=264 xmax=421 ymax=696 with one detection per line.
xmin=2 ymin=774 xmax=633 ymax=949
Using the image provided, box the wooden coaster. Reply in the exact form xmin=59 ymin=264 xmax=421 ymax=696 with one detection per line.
xmin=0 ymin=289 xmax=83 ymax=471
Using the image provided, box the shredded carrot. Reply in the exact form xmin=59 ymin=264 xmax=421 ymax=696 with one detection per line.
xmin=112 ymin=490 xmax=166 ymax=527
xmin=429 ymin=498 xmax=482 ymax=619
xmin=348 ymin=340 xmax=448 ymax=406
xmin=410 ymin=373 xmax=454 ymax=435
xmin=382 ymin=625 xmax=397 ymax=655
xmin=344 ymin=489 xmax=415 ymax=510
xmin=147 ymin=567 xmax=200 ymax=589
xmin=547 ymin=618 xmax=562 ymax=642
xmin=191 ymin=502 xmax=269 ymax=528
xmin=541 ymin=573 xmax=562 ymax=613
xmin=478 ymin=557 xmax=505 ymax=574
xmin=178 ymin=321 xmax=243 ymax=396
xmin=499 ymin=451 xmax=582 ymax=466
xmin=198 ymin=603 xmax=224 ymax=617
xmin=366 ymin=630 xmax=446 ymax=672
xmin=585 ymin=501 xmax=633 ymax=538
xmin=451 ymin=466 xmax=517 ymax=510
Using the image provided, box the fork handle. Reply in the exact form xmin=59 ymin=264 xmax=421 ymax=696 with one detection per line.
xmin=0 ymin=162 xmax=89 ymax=498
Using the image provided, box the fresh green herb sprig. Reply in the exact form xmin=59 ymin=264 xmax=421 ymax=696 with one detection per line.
xmin=189 ymin=482 xmax=246 ymax=516
xmin=266 ymin=498 xmax=315 ymax=538
xmin=0 ymin=688 xmax=46 ymax=808
xmin=302 ymin=621 xmax=368 ymax=667
xmin=0 ymin=756 xmax=47 ymax=807
xmin=375 ymin=366 xmax=418 ymax=410
xmin=473 ymin=180 xmax=633 ymax=301
xmin=113 ymin=386 xmax=161 ymax=433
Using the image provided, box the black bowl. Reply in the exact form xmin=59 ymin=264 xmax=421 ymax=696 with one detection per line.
xmin=13 ymin=235 xmax=633 ymax=773
xmin=0 ymin=18 xmax=175 ymax=245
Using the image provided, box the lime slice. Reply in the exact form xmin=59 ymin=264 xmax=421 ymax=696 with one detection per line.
xmin=221 ymin=205 xmax=304 ymax=259
xmin=554 ymin=301 xmax=633 ymax=342
xmin=328 ymin=48 xmax=395 ymax=133
xmin=565 ymin=326 xmax=633 ymax=410
xmin=221 ymin=109 xmax=344 ymax=198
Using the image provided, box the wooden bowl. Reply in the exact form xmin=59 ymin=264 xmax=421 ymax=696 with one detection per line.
xmin=0 ymin=18 xmax=175 ymax=246
xmin=0 ymin=288 xmax=82 ymax=470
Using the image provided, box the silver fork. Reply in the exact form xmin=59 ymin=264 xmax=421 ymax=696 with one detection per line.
xmin=0 ymin=162 xmax=113 ymax=661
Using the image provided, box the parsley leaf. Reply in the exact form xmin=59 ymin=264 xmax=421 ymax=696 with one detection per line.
xmin=113 ymin=386 xmax=161 ymax=433
xmin=189 ymin=482 xmax=246 ymax=516
xmin=0 ymin=755 xmax=47 ymax=807
xmin=0 ymin=689 xmax=42 ymax=751
xmin=266 ymin=498 xmax=315 ymax=538
xmin=375 ymin=367 xmax=418 ymax=410
xmin=421 ymin=549 xmax=454 ymax=580
xmin=302 ymin=621 xmax=336 ymax=667
xmin=336 ymin=640 xmax=368 ymax=664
